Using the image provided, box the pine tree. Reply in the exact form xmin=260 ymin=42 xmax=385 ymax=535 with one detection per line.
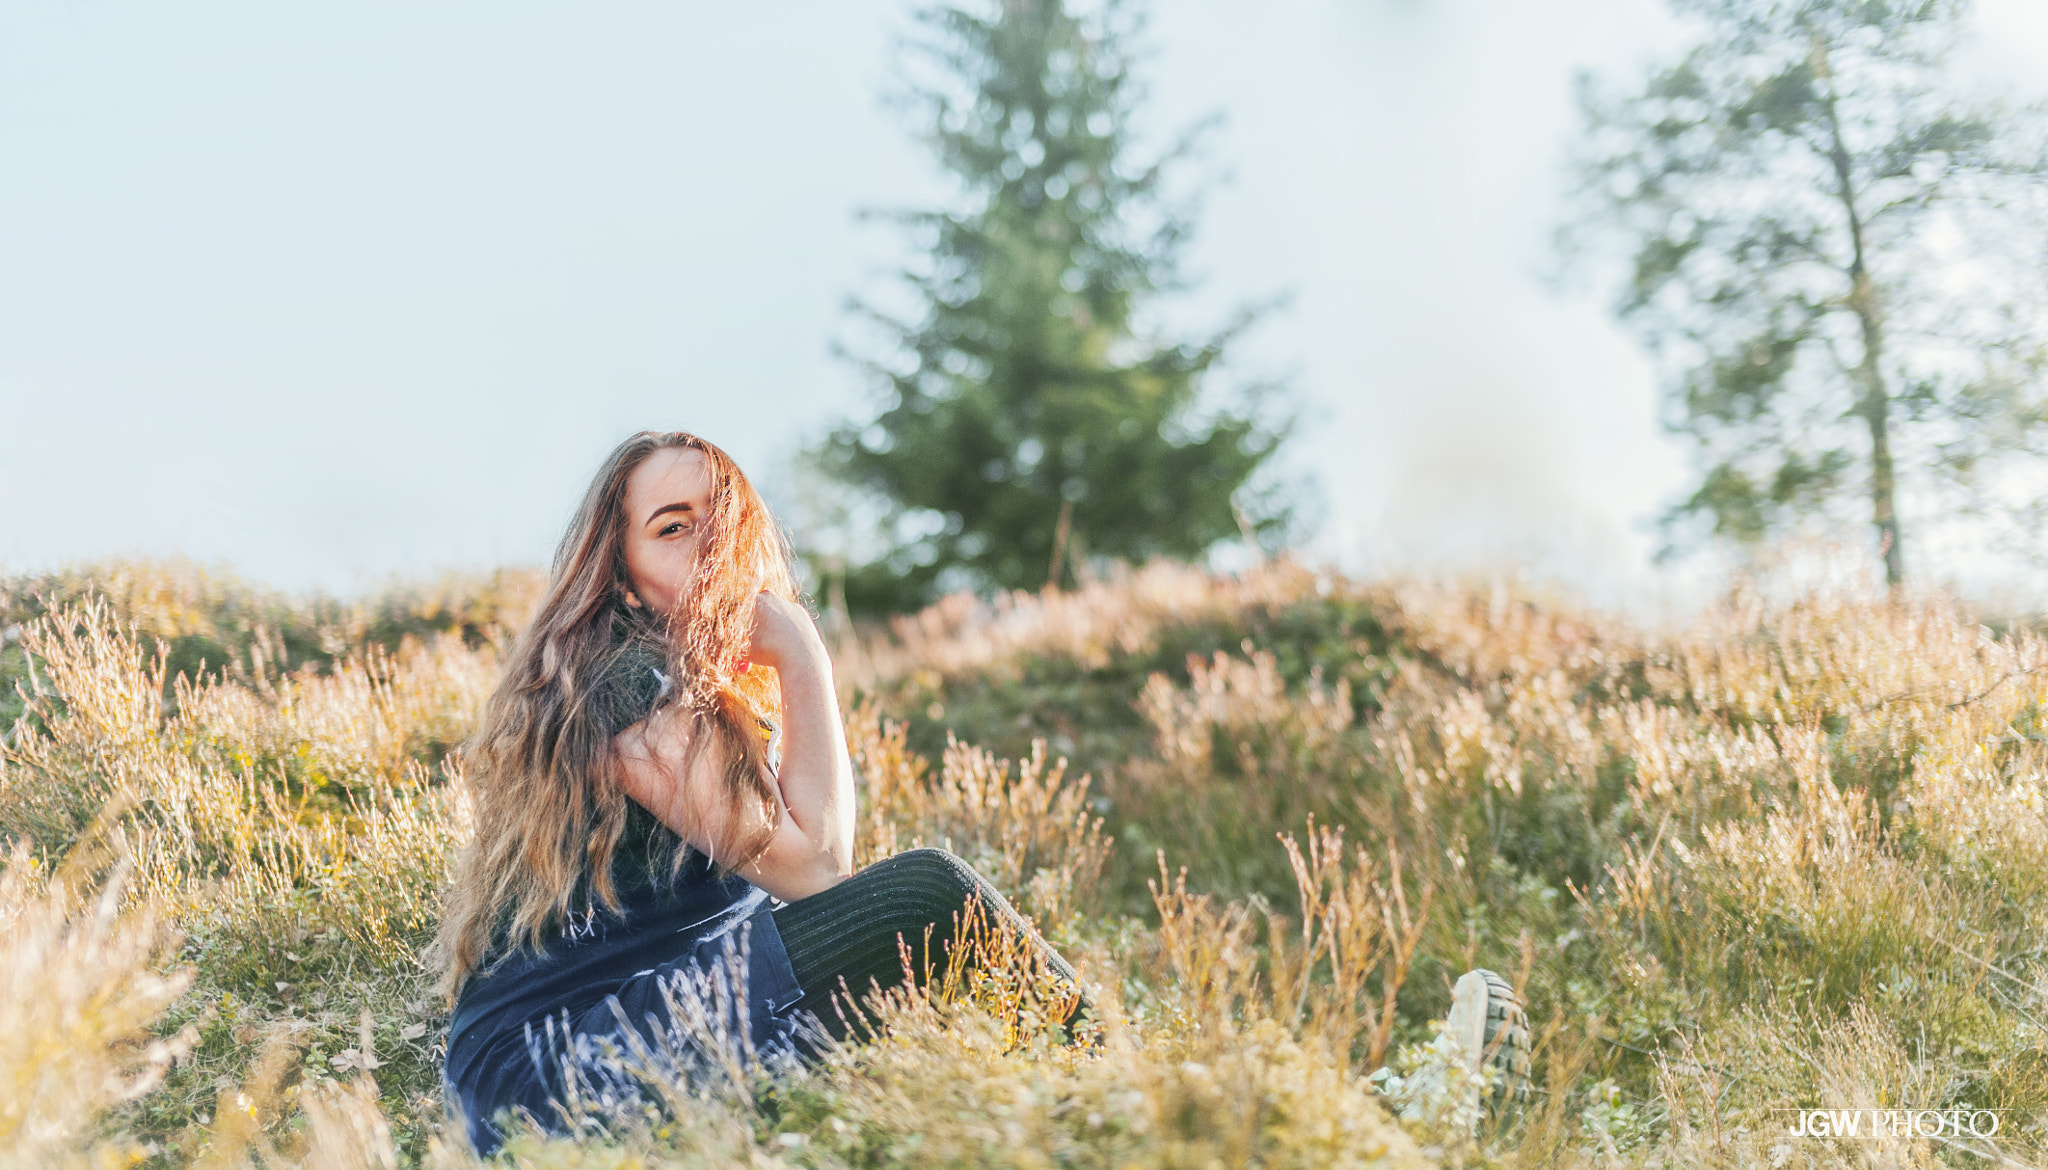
xmin=813 ymin=0 xmax=1291 ymax=614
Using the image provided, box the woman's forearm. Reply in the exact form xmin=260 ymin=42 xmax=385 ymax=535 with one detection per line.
xmin=770 ymin=640 xmax=856 ymax=877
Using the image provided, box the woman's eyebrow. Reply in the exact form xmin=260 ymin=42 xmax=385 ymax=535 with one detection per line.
xmin=644 ymin=501 xmax=695 ymax=525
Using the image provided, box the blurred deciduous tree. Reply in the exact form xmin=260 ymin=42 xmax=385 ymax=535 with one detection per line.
xmin=1572 ymin=0 xmax=2048 ymax=585
xmin=812 ymin=0 xmax=1293 ymax=615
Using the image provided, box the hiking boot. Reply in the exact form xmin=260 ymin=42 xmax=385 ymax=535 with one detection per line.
xmin=1446 ymin=968 xmax=1531 ymax=1105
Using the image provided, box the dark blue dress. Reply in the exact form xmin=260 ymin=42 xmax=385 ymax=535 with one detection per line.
xmin=442 ymin=652 xmax=808 ymax=1157
xmin=444 ymin=639 xmax=811 ymax=1155
xmin=443 ymin=830 xmax=806 ymax=1155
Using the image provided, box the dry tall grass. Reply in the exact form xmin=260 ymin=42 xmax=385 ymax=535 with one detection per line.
xmin=3 ymin=557 xmax=2045 ymax=1166
xmin=0 ymin=846 xmax=190 ymax=1168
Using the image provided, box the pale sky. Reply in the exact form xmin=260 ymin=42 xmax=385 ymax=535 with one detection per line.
xmin=4 ymin=0 xmax=2046 ymax=604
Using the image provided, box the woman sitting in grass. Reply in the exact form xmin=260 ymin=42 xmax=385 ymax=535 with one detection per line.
xmin=430 ymin=431 xmax=1088 ymax=1155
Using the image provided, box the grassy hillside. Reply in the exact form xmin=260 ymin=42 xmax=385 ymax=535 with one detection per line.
xmin=3 ymin=558 xmax=2044 ymax=1167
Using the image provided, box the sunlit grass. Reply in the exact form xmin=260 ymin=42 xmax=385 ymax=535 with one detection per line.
xmin=4 ymin=557 xmax=2046 ymax=1166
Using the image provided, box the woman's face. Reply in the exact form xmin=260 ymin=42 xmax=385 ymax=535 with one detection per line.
xmin=619 ymin=447 xmax=715 ymax=619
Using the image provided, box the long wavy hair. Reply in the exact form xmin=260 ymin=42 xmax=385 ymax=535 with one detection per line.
xmin=432 ymin=431 xmax=798 ymax=1002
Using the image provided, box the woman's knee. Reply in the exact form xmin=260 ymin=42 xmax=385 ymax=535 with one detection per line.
xmin=884 ymin=848 xmax=970 ymax=872
xmin=868 ymin=848 xmax=962 ymax=906
xmin=889 ymin=849 xmax=1008 ymax=912
xmin=842 ymin=849 xmax=1003 ymax=938
xmin=883 ymin=846 xmax=968 ymax=871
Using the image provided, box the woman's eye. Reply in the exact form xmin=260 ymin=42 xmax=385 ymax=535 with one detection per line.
xmin=659 ymin=522 xmax=691 ymax=537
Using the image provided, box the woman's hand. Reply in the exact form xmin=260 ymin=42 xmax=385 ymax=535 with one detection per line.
xmin=743 ymin=591 xmax=825 ymax=675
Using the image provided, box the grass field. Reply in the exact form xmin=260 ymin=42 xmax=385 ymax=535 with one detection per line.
xmin=4 ymin=557 xmax=2044 ymax=1167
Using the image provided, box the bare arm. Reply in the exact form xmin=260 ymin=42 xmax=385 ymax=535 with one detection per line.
xmin=748 ymin=593 xmax=857 ymax=877
xmin=610 ymin=593 xmax=854 ymax=902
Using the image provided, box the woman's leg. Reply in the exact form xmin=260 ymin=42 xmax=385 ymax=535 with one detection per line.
xmin=770 ymin=847 xmax=1087 ymax=1042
